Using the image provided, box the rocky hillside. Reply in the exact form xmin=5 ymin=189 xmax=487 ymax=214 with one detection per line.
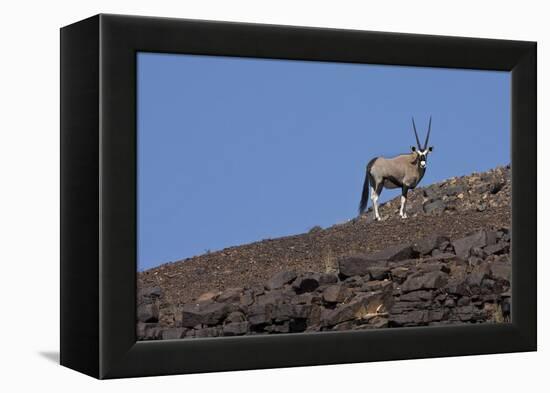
xmin=137 ymin=165 xmax=511 ymax=339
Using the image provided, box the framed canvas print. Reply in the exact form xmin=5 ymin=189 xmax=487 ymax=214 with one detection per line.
xmin=60 ymin=14 xmax=536 ymax=379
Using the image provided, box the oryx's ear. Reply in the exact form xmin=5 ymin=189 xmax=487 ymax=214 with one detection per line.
xmin=428 ymin=146 xmax=433 ymax=152
xmin=411 ymin=146 xmax=417 ymax=152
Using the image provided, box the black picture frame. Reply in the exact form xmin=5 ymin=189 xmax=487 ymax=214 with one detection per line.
xmin=60 ymin=14 xmax=536 ymax=379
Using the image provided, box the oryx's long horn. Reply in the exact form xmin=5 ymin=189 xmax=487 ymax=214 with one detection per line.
xmin=411 ymin=117 xmax=421 ymax=149
xmin=423 ymin=116 xmax=432 ymax=150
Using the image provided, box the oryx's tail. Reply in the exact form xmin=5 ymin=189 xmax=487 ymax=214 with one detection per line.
xmin=359 ymin=158 xmax=377 ymax=215
xmin=358 ymin=171 xmax=370 ymax=215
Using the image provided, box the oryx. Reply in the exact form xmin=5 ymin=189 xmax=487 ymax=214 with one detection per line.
xmin=358 ymin=117 xmax=434 ymax=220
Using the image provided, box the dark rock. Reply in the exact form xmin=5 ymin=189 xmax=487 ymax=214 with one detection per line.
xmin=444 ymin=298 xmax=456 ymax=307
xmin=247 ymin=304 xmax=272 ymax=327
xmin=399 ymin=290 xmax=433 ymax=302
xmin=291 ymin=293 xmax=317 ymax=305
xmin=424 ymin=253 xmax=457 ymax=262
xmin=257 ymin=289 xmax=292 ymax=306
xmin=456 ymin=305 xmax=475 ymax=321
xmin=321 ymin=297 xmax=370 ymax=326
xmin=495 ymin=254 xmax=510 ymax=264
xmin=181 ymin=302 xmax=232 ymax=328
xmin=390 ymin=267 xmax=410 ymax=282
xmin=391 ymin=300 xmax=427 ymax=314
xmin=138 ymin=286 xmax=162 ymax=300
xmin=468 ymin=256 xmax=484 ymax=266
xmin=361 ymin=280 xmax=393 ymax=292
xmin=292 ymin=273 xmax=320 ymax=294
xmin=369 ymin=265 xmax=391 ymax=280
xmin=318 ymin=273 xmax=339 ymax=284
xmin=266 ymin=270 xmax=298 ymax=290
xmin=481 ymin=293 xmax=499 ymax=303
xmin=144 ymin=326 xmax=163 ymax=340
xmin=289 ymin=318 xmax=308 ymax=332
xmin=194 ymin=326 xmax=221 ymax=338
xmin=307 ymin=305 xmax=322 ymax=326
xmin=474 ymin=183 xmax=490 ymax=194
xmin=400 ymin=271 xmax=448 ymax=293
xmin=451 ymin=259 xmax=470 ymax=269
xmin=137 ymin=322 xmax=160 ymax=340
xmin=137 ymin=303 xmax=159 ymax=323
xmin=486 ymin=231 xmax=498 ymax=246
xmin=225 ymin=311 xmax=246 ymax=324
xmin=271 ymin=303 xmax=293 ymax=322
xmin=367 ymin=243 xmax=417 ymax=262
xmin=471 ymin=247 xmax=487 ymax=259
xmin=304 ymin=324 xmax=322 ymax=333
xmin=452 ymin=231 xmax=487 ymax=259
xmin=446 ymin=185 xmax=465 ymax=196
xmin=389 ymin=310 xmax=430 ymax=326
xmin=490 ymin=262 xmax=511 ymax=284
xmin=240 ymin=290 xmax=255 ymax=307
xmin=423 ymin=199 xmax=445 ymax=214
xmin=308 ymin=225 xmax=323 ymax=233
xmin=217 ymin=287 xmax=243 ymax=303
xmin=368 ymin=316 xmax=389 ymax=329
xmin=362 ymin=290 xmax=394 ymax=314
xmin=467 ymin=264 xmax=491 ymax=287
xmin=332 ymin=321 xmax=355 ymax=331
xmin=343 ymin=275 xmax=366 ymax=287
xmin=322 ymin=284 xmax=351 ymax=303
xmin=250 ymin=285 xmax=265 ymax=297
xmin=265 ymin=321 xmax=290 ymax=334
xmin=418 ymin=262 xmax=451 ymax=274
xmin=490 ymin=182 xmax=504 ymax=194
xmin=428 ymin=309 xmax=448 ymax=322
xmin=446 ymin=279 xmax=470 ymax=296
xmin=481 ymin=278 xmax=496 ymax=293
xmin=484 ymin=242 xmax=509 ymax=256
xmin=449 ymin=263 xmax=467 ymax=276
xmin=223 ymin=322 xmax=249 ymax=336
xmin=435 ymin=293 xmax=447 ymax=302
xmin=439 ymin=240 xmax=451 ymax=251
xmin=423 ymin=187 xmax=438 ymax=199
xmin=290 ymin=304 xmax=313 ymax=319
xmin=161 ymin=327 xmax=187 ymax=340
xmin=338 ymin=255 xmax=372 ymax=277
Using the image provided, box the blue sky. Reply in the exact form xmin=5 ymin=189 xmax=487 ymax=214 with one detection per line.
xmin=137 ymin=52 xmax=510 ymax=271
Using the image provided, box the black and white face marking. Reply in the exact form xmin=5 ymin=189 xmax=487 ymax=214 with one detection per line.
xmin=412 ymin=146 xmax=433 ymax=169
xmin=418 ymin=150 xmax=428 ymax=168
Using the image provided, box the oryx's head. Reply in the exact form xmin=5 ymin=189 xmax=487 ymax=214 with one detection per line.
xmin=411 ymin=116 xmax=434 ymax=169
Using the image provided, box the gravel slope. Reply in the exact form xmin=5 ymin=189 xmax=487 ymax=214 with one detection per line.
xmin=138 ymin=166 xmax=511 ymax=312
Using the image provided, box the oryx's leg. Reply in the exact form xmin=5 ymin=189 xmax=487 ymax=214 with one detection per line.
xmin=371 ymin=182 xmax=384 ymax=221
xmin=400 ymin=186 xmax=409 ymax=218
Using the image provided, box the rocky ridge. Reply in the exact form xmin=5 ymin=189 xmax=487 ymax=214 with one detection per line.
xmin=137 ymin=165 xmax=512 ymax=340
xmin=138 ymin=227 xmax=511 ymax=340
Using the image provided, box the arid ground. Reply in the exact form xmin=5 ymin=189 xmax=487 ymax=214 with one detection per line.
xmin=137 ymin=165 xmax=511 ymax=340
